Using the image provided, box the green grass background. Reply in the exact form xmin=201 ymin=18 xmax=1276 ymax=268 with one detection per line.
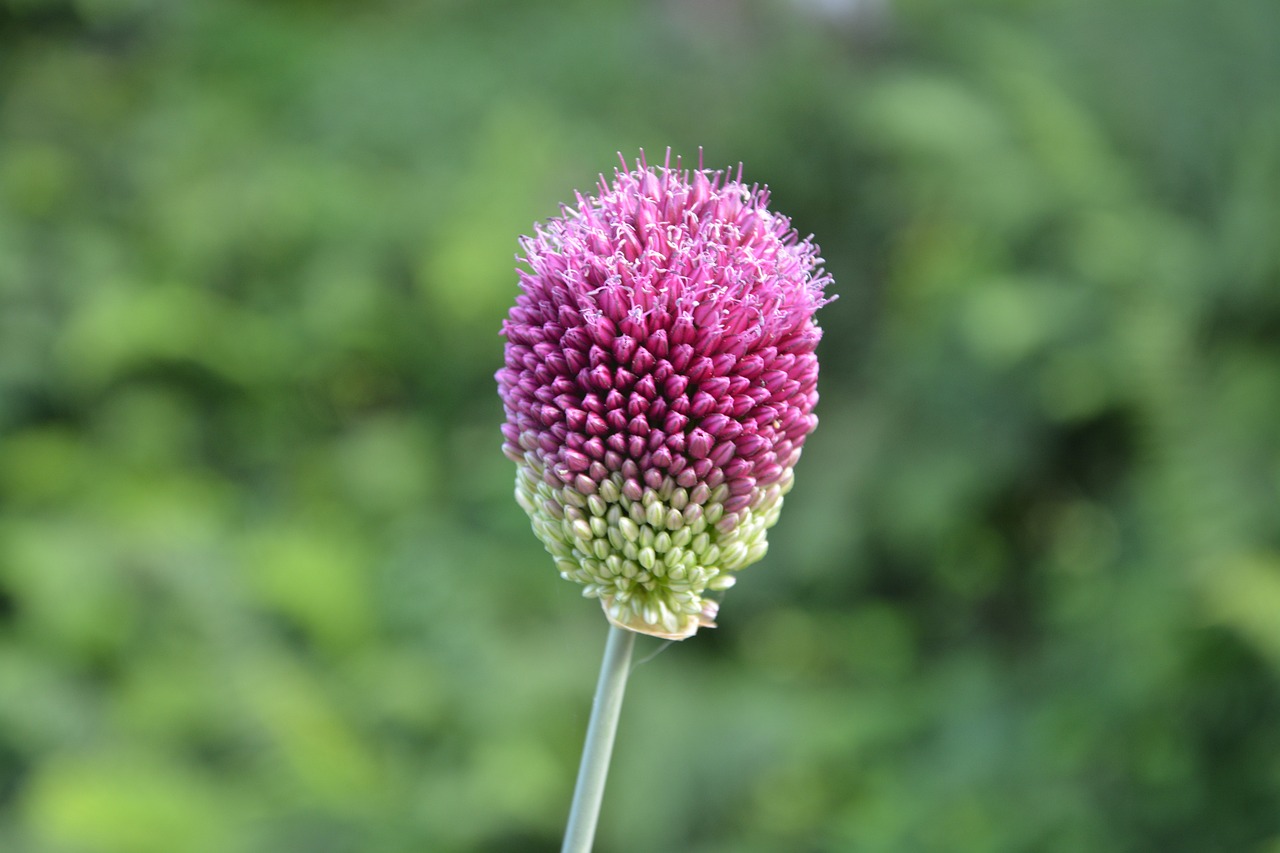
xmin=2 ymin=0 xmax=1279 ymax=850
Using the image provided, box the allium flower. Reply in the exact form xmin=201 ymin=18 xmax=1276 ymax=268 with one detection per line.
xmin=497 ymin=152 xmax=832 ymax=639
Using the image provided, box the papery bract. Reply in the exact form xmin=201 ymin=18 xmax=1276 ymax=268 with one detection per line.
xmin=497 ymin=152 xmax=832 ymax=639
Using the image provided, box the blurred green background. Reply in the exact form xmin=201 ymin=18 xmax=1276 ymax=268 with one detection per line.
xmin=2 ymin=0 xmax=1279 ymax=850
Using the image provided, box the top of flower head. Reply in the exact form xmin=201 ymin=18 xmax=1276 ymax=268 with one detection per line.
xmin=503 ymin=151 xmax=832 ymax=357
xmin=498 ymin=151 xmax=832 ymax=639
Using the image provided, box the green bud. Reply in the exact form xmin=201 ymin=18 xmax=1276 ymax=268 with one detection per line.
xmin=709 ymin=573 xmax=737 ymax=590
xmin=656 ymin=478 xmax=675 ymax=501
xmin=720 ymin=542 xmax=747 ymax=570
xmin=598 ymin=478 xmax=621 ymax=502
xmin=513 ymin=484 xmax=536 ymax=514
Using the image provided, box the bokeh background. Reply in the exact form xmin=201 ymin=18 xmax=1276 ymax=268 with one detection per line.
xmin=2 ymin=0 xmax=1279 ymax=850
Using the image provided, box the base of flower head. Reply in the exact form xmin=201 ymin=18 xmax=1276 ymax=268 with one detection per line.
xmin=512 ymin=450 xmax=793 ymax=639
xmin=600 ymin=593 xmax=720 ymax=640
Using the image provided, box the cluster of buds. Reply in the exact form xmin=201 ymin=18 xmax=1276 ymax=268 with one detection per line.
xmin=498 ymin=153 xmax=831 ymax=639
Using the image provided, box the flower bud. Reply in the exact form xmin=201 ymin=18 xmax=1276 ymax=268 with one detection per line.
xmin=497 ymin=151 xmax=832 ymax=639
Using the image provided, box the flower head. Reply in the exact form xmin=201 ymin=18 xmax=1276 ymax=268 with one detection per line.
xmin=498 ymin=152 xmax=832 ymax=639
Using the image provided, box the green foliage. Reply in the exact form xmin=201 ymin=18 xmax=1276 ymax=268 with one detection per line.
xmin=2 ymin=0 xmax=1278 ymax=850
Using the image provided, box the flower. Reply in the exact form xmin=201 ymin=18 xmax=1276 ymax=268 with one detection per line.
xmin=497 ymin=152 xmax=832 ymax=639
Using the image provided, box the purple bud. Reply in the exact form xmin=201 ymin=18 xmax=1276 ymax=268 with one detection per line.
xmin=689 ymin=392 xmax=717 ymax=418
xmin=663 ymin=411 xmax=689 ymax=434
xmin=701 ymin=413 xmax=732 ymax=437
xmin=632 ymin=347 xmax=656 ymax=374
xmin=688 ymin=428 xmax=714 ymax=460
xmin=709 ymin=440 xmax=736 ymax=467
xmin=701 ymin=376 xmax=732 ymax=399
xmin=664 ymin=374 xmax=689 ymax=399
xmin=613 ymin=335 xmax=637 ymax=365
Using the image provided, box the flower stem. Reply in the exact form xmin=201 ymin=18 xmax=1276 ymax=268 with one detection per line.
xmin=561 ymin=624 xmax=636 ymax=853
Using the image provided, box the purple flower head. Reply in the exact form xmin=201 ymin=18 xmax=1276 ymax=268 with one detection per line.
xmin=497 ymin=152 xmax=833 ymax=639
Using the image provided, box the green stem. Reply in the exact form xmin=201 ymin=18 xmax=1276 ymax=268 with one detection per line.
xmin=561 ymin=624 xmax=636 ymax=853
